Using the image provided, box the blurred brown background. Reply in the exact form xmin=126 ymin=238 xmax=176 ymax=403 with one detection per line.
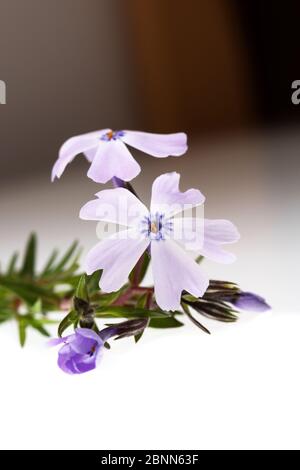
xmin=1 ymin=0 xmax=300 ymax=179
xmin=1 ymin=0 xmax=300 ymax=310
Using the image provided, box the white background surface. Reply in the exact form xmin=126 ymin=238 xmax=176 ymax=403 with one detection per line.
xmin=1 ymin=132 xmax=300 ymax=450
xmin=1 ymin=311 xmax=300 ymax=450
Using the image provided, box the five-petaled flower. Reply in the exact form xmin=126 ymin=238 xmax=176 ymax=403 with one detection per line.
xmin=48 ymin=328 xmax=104 ymax=374
xmin=51 ymin=129 xmax=187 ymax=183
xmin=80 ymin=172 xmax=240 ymax=311
xmin=49 ymin=319 xmax=148 ymax=374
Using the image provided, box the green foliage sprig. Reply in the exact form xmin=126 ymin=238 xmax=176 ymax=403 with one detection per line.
xmin=0 ymin=234 xmax=260 ymax=346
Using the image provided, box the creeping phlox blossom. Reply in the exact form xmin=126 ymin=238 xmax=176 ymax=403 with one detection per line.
xmin=80 ymin=172 xmax=240 ymax=311
xmin=49 ymin=320 xmax=148 ymax=374
xmin=51 ymin=129 xmax=187 ymax=183
xmin=49 ymin=328 xmax=104 ymax=374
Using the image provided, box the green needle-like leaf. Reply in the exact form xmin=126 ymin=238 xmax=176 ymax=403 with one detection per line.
xmin=182 ymin=303 xmax=210 ymax=334
xmin=75 ymin=274 xmax=89 ymax=302
xmin=41 ymin=249 xmax=59 ymax=276
xmin=86 ymin=270 xmax=102 ymax=297
xmin=7 ymin=252 xmax=19 ymax=276
xmin=27 ymin=317 xmax=50 ymax=337
xmin=18 ymin=317 xmax=27 ymax=347
xmin=53 ymin=241 xmax=79 ymax=273
xmin=95 ymin=289 xmax=125 ymax=307
xmin=95 ymin=306 xmax=172 ymax=319
xmin=0 ymin=308 xmax=14 ymax=323
xmin=0 ymin=276 xmax=58 ymax=307
xmin=30 ymin=298 xmax=43 ymax=315
xmin=58 ymin=310 xmax=78 ymax=337
xmin=149 ymin=317 xmax=184 ymax=328
xmin=20 ymin=233 xmax=36 ymax=278
xmin=134 ymin=330 xmax=144 ymax=343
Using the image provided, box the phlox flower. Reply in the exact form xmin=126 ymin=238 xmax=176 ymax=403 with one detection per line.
xmin=51 ymin=129 xmax=187 ymax=183
xmin=48 ymin=328 xmax=105 ymax=374
xmin=49 ymin=319 xmax=148 ymax=374
xmin=80 ymin=172 xmax=240 ymax=311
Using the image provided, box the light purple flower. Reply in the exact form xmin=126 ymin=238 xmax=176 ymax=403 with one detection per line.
xmin=49 ymin=328 xmax=104 ymax=374
xmin=51 ymin=129 xmax=187 ymax=183
xmin=80 ymin=172 xmax=240 ymax=311
xmin=49 ymin=319 xmax=148 ymax=374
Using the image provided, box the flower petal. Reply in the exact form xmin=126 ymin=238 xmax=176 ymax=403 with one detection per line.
xmin=203 ymin=219 xmax=240 ymax=243
xmin=84 ymin=230 xmax=150 ymax=292
xmin=84 ymin=148 xmax=97 ymax=162
xmin=68 ymin=337 xmax=96 ymax=355
xmin=122 ymin=131 xmax=187 ymax=157
xmin=80 ymin=188 xmax=148 ymax=227
xmin=200 ymin=243 xmax=236 ymax=263
xmin=75 ymin=328 xmax=103 ymax=345
xmin=199 ymin=219 xmax=240 ymax=264
xmin=58 ymin=353 xmax=84 ymax=374
xmin=87 ymin=140 xmax=141 ymax=183
xmin=47 ymin=337 xmax=66 ymax=347
xmin=151 ymin=239 xmax=209 ymax=311
xmin=150 ymin=172 xmax=205 ymax=217
xmin=75 ymin=356 xmax=99 ymax=374
xmin=83 ymin=129 xmax=113 ymax=161
xmin=58 ymin=354 xmax=75 ymax=374
xmin=51 ymin=133 xmax=102 ymax=181
xmin=172 ymin=217 xmax=204 ymax=251
xmin=58 ymin=343 xmax=73 ymax=356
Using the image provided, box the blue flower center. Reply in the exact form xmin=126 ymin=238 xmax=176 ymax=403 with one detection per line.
xmin=100 ymin=130 xmax=125 ymax=141
xmin=140 ymin=213 xmax=173 ymax=241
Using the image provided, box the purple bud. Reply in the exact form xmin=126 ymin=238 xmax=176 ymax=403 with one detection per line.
xmin=232 ymin=292 xmax=270 ymax=312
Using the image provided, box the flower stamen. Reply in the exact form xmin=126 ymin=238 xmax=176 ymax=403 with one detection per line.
xmin=100 ymin=130 xmax=125 ymax=142
xmin=140 ymin=213 xmax=173 ymax=241
xmin=88 ymin=344 xmax=97 ymax=357
xmin=150 ymin=222 xmax=158 ymax=234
